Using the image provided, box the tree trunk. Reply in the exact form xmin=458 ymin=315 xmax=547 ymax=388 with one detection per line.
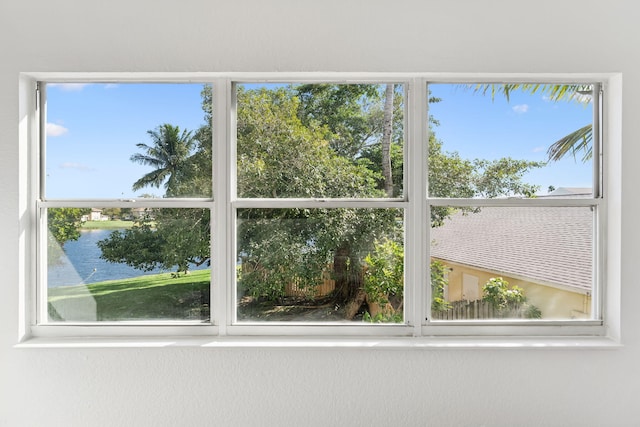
xmin=381 ymin=84 xmax=395 ymax=197
xmin=344 ymin=289 xmax=367 ymax=320
xmin=333 ymin=246 xmax=351 ymax=302
xmin=334 ymin=246 xmax=366 ymax=318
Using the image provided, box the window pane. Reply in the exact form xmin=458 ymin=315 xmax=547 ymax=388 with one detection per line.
xmin=46 ymin=207 xmax=211 ymax=322
xmin=429 ymin=206 xmax=594 ymax=321
xmin=236 ymin=208 xmax=404 ymax=323
xmin=236 ymin=83 xmax=404 ymax=198
xmin=427 ymin=83 xmax=594 ymax=198
xmin=45 ymin=83 xmax=212 ymax=198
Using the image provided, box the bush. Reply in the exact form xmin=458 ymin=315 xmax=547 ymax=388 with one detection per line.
xmin=430 ymin=260 xmax=452 ymax=312
xmin=482 ymin=277 xmax=541 ymax=319
xmin=363 ymin=239 xmax=403 ymax=322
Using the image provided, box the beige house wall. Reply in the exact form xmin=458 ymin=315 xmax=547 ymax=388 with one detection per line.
xmin=436 ymin=259 xmax=591 ymax=319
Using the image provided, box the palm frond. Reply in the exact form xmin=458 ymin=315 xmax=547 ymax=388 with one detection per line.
xmin=546 ymin=124 xmax=592 ymax=162
xmin=472 ymin=83 xmax=593 ymax=104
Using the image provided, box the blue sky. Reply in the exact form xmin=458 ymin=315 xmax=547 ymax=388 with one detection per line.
xmin=428 ymin=84 xmax=593 ymax=193
xmin=45 ymin=82 xmax=593 ymax=199
xmin=45 ymin=83 xmax=206 ymax=199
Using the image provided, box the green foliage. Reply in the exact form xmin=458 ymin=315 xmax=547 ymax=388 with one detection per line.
xmin=236 ymin=86 xmax=383 ymax=199
xmin=430 ymin=260 xmax=452 ymax=312
xmin=234 ymin=86 xmax=399 ymax=301
xmin=482 ymin=277 xmax=541 ymax=319
xmin=472 ymin=83 xmax=593 ymax=104
xmin=97 ymin=83 xmax=546 ymax=313
xmin=363 ymin=310 xmax=403 ymax=324
xmin=428 ymin=137 xmax=543 ymax=226
xmin=236 ymin=212 xmax=332 ymax=302
xmin=363 ymin=239 xmax=404 ymax=302
xmin=362 ymin=239 xmax=404 ymax=323
xmin=237 ymin=207 xmax=400 ymax=302
xmin=295 ymin=83 xmax=403 ymax=160
xmin=130 ymin=123 xmax=199 ymax=197
xmin=47 ymin=208 xmax=90 ymax=263
xmin=48 ymin=208 xmax=89 ymax=244
xmin=359 ymin=142 xmax=404 ymax=197
xmin=482 ymin=277 xmax=525 ymax=310
xmin=98 ymin=208 xmax=210 ymax=275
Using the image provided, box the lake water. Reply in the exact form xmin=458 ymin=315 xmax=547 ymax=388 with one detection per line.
xmin=48 ymin=228 xmax=207 ymax=287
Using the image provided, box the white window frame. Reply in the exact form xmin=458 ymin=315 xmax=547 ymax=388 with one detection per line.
xmin=17 ymin=72 xmax=621 ymax=347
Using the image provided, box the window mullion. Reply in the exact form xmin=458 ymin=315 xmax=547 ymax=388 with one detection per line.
xmin=593 ymin=82 xmax=603 ymax=199
xmin=38 ymin=82 xmax=46 ymax=200
xmin=406 ymin=78 xmax=428 ymax=336
xmin=213 ymin=78 xmax=231 ymax=334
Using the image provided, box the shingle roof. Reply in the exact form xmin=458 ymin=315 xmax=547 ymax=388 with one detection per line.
xmin=430 ymin=205 xmax=593 ymax=292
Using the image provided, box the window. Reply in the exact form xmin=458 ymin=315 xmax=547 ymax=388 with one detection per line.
xmin=26 ymin=74 xmax=610 ymax=340
xmin=427 ymin=83 xmax=601 ymax=324
xmin=40 ymin=83 xmax=212 ymax=325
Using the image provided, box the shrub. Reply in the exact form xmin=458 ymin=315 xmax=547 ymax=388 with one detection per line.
xmin=482 ymin=277 xmax=541 ymax=319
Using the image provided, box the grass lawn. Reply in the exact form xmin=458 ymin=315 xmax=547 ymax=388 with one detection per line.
xmin=82 ymin=220 xmax=135 ymax=229
xmin=48 ymin=269 xmax=210 ymax=322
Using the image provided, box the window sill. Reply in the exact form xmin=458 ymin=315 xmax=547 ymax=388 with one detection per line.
xmin=15 ymin=335 xmax=622 ymax=350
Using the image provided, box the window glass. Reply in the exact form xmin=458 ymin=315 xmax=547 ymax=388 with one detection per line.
xmin=236 ymin=83 xmax=405 ymax=198
xmin=427 ymin=83 xmax=594 ymax=199
xmin=44 ymin=83 xmax=212 ymax=199
xmin=236 ymin=208 xmax=404 ymax=323
xmin=46 ymin=207 xmax=211 ymax=322
xmin=429 ymin=206 xmax=594 ymax=321
xmin=35 ymin=76 xmax=606 ymax=336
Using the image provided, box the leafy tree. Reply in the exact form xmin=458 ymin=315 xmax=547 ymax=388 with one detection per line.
xmin=48 ymin=208 xmax=88 ymax=244
xmin=98 ymin=208 xmax=210 ymax=274
xmin=381 ymin=84 xmax=396 ymax=196
xmin=234 ymin=86 xmax=399 ymax=308
xmin=47 ymin=208 xmax=90 ymax=263
xmin=98 ymin=83 xmax=544 ymax=320
xmin=295 ymin=84 xmax=384 ymax=159
xmin=236 ymin=86 xmax=382 ymax=199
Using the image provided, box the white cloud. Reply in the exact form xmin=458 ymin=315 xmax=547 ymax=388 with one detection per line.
xmin=512 ymin=104 xmax=529 ymax=114
xmin=532 ymin=146 xmax=546 ymax=153
xmin=59 ymin=162 xmax=93 ymax=171
xmin=46 ymin=122 xmax=69 ymax=137
xmin=48 ymin=83 xmax=90 ymax=91
xmin=103 ymin=83 xmax=119 ymax=89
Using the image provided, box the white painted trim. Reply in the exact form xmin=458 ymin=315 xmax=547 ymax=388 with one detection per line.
xmin=21 ymin=71 xmax=616 ymax=83
xmin=213 ymin=78 xmax=232 ymax=335
xmin=233 ymin=199 xmax=407 ymax=208
xmin=428 ymin=198 xmax=601 ymax=207
xmin=15 ymin=335 xmax=621 ymax=350
xmin=22 ymin=72 xmax=618 ymax=344
xmin=408 ymin=77 xmax=429 ymax=334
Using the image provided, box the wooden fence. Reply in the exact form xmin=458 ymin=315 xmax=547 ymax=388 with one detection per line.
xmin=430 ymin=299 xmax=528 ymax=320
xmin=284 ymin=270 xmax=336 ymax=298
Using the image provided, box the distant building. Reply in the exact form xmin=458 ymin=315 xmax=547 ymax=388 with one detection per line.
xmin=83 ymin=208 xmax=110 ymax=222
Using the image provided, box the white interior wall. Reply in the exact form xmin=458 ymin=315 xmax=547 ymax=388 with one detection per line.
xmin=1 ymin=1 xmax=639 ymax=425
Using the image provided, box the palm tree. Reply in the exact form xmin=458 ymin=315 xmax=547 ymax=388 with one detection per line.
xmin=130 ymin=124 xmax=195 ymax=196
xmin=475 ymin=83 xmax=594 ymax=162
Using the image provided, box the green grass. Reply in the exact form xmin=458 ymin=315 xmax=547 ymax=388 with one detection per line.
xmin=48 ymin=269 xmax=210 ymax=322
xmin=82 ymin=220 xmax=135 ymax=229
